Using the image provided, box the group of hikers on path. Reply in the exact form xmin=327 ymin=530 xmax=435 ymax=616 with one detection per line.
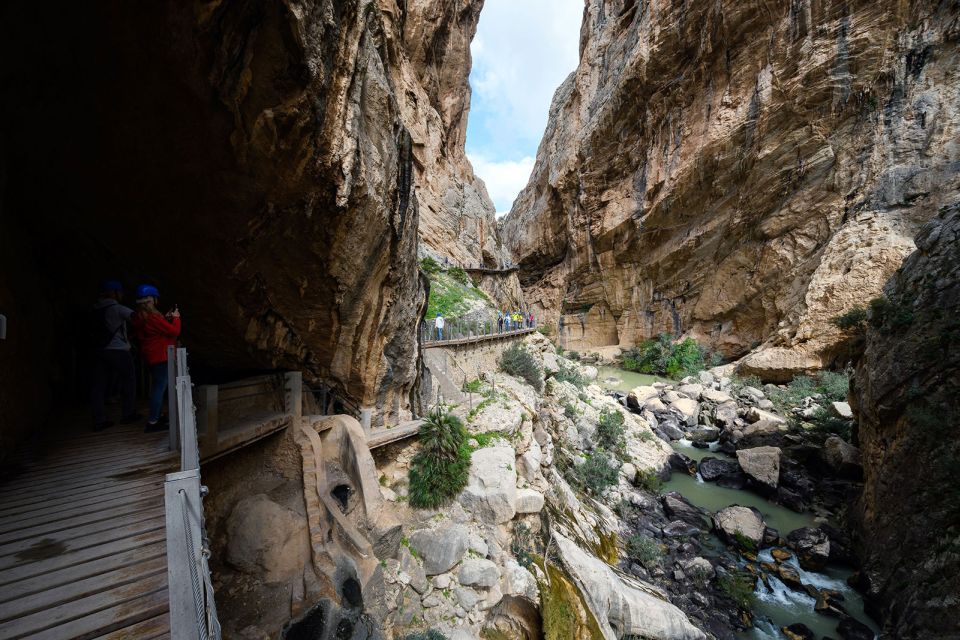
xmin=497 ymin=310 xmax=534 ymax=332
xmin=90 ymin=280 xmax=181 ymax=432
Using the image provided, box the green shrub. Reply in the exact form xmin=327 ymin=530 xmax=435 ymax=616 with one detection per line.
xmin=499 ymin=344 xmax=544 ymax=392
xmin=621 ymin=333 xmax=713 ymax=379
xmin=553 ymin=362 xmax=586 ymax=388
xmin=419 ymin=256 xmax=441 ymax=275
xmin=730 ymin=374 xmax=763 ymax=391
xmin=403 ymin=631 xmax=448 ymax=640
xmin=538 ymin=325 xmax=554 ymax=337
xmin=831 ymin=305 xmax=868 ymax=331
xmin=409 ymin=405 xmax=471 ymax=509
xmin=717 ymin=569 xmax=755 ymax=609
xmin=807 ymin=406 xmax=852 ymax=440
xmin=463 ymin=378 xmax=483 ymax=393
xmin=869 ymin=296 xmax=914 ymax=334
xmin=449 ymin=266 xmax=470 ymax=286
xmin=769 ymin=376 xmax=818 ymax=412
xmin=625 ymin=534 xmax=663 ymax=569
xmin=568 ymin=350 xmax=581 ymax=361
xmin=576 ymin=453 xmax=619 ymax=495
xmin=596 ymin=409 xmax=626 ymax=451
xmin=563 ymin=402 xmax=579 ymax=420
xmin=555 ymin=344 xmax=564 ymax=355
xmin=635 ymin=469 xmax=662 ymax=494
xmin=816 ymin=371 xmax=849 ymax=402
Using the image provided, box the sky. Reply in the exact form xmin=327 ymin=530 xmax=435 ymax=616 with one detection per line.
xmin=465 ymin=0 xmax=583 ymax=216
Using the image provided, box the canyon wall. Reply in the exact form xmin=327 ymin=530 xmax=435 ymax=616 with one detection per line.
xmin=503 ymin=0 xmax=959 ymax=379
xmin=0 ymin=0 xmax=500 ymax=435
xmin=851 ymin=203 xmax=959 ymax=638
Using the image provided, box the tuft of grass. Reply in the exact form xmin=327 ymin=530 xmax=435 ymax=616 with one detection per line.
xmin=717 ymin=569 xmax=756 ymax=609
xmin=463 ymin=378 xmax=484 ymax=393
xmin=499 ymin=343 xmax=544 ymax=392
xmin=563 ymin=402 xmax=579 ymax=420
xmin=408 ymin=405 xmax=471 ymax=509
xmin=596 ymin=408 xmax=626 ymax=451
xmin=625 ymin=534 xmax=663 ymax=569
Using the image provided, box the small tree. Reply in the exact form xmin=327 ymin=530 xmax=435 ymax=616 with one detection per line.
xmin=499 ymin=343 xmax=544 ymax=392
xmin=408 ymin=405 xmax=471 ymax=509
xmin=596 ymin=408 xmax=625 ymax=451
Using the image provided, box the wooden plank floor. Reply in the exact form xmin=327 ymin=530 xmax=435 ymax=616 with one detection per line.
xmin=0 ymin=424 xmax=176 ymax=640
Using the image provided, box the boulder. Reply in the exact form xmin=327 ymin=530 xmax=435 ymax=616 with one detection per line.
xmin=736 ymin=419 xmax=787 ymax=448
xmin=645 ymin=397 xmax=669 ymax=414
xmin=514 ymin=488 xmax=545 ymax=514
xmin=459 ymin=446 xmax=517 ymax=524
xmin=681 ymin=557 xmax=715 ymax=581
xmin=553 ymin=532 xmax=706 ymax=640
xmin=815 ymin=590 xmax=847 ymax=617
xmin=518 ymin=442 xmax=543 ymax=482
xmin=458 ymin=558 xmax=500 ymax=588
xmin=658 ymin=417 xmax=685 ymax=440
xmin=786 ymin=527 xmax=831 ymax=571
xmin=669 ymin=452 xmax=697 ymax=475
xmin=837 ymin=616 xmax=875 ymax=640
xmin=670 ymin=397 xmax=700 ymax=427
xmin=698 ymin=457 xmax=741 ymax=483
xmin=830 ymin=401 xmax=853 ymax=419
xmin=677 ymin=383 xmax=704 ymax=400
xmin=687 ymin=425 xmax=721 ymax=443
xmin=739 ymin=386 xmax=766 ymax=403
xmin=822 ymin=436 xmax=863 ymax=479
xmin=453 ymin=586 xmax=480 ymax=610
xmin=736 ymin=348 xmax=822 ymax=383
xmin=781 ymin=623 xmax=816 ymax=640
xmin=775 ymin=563 xmax=805 ymax=591
xmin=627 ymin=385 xmax=660 ymax=409
xmin=701 ymin=388 xmax=733 ymax=404
xmin=582 ymin=365 xmax=599 ymax=381
xmin=713 ymin=505 xmax=765 ymax=549
xmin=663 ymin=491 xmax=708 ymax=528
xmin=712 ymin=401 xmax=739 ymax=428
xmin=663 ymin=520 xmax=701 ymax=537
xmin=399 ymin=546 xmax=429 ymax=594
xmin=226 ymin=494 xmax=310 ymax=583
xmin=501 ymin=558 xmax=538 ymax=601
xmin=745 ymin=406 xmax=786 ymax=424
xmin=409 ymin=524 xmax=470 ymax=575
xmin=736 ymin=446 xmax=782 ymax=492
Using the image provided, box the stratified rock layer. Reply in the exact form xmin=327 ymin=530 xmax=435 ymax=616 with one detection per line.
xmin=503 ymin=0 xmax=960 ymax=376
xmin=851 ymin=204 xmax=960 ymax=638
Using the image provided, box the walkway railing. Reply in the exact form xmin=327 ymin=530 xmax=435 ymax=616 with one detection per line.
xmin=421 ymin=317 xmax=537 ymax=346
xmin=164 ymin=347 xmax=222 ymax=640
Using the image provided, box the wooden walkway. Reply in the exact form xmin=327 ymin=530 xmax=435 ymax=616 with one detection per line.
xmin=422 ymin=327 xmax=536 ymax=348
xmin=0 ymin=424 xmax=176 ymax=640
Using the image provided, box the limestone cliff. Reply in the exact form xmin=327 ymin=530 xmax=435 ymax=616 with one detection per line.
xmin=503 ymin=0 xmax=959 ymax=379
xmin=850 ymin=204 xmax=960 ymax=638
xmin=0 ymin=0 xmax=501 ymax=435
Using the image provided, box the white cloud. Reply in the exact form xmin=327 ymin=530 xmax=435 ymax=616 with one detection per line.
xmin=468 ymin=153 xmax=535 ymax=215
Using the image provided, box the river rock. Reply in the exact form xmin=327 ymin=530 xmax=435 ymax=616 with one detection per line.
xmin=688 ymin=425 xmax=721 ymax=443
xmin=713 ymin=401 xmax=740 ymax=428
xmin=701 ymin=388 xmax=733 ymax=404
xmin=677 ymin=383 xmax=704 ymax=399
xmin=681 ymin=556 xmax=715 ymax=581
xmin=658 ymin=417 xmax=685 ymax=440
xmin=627 ymin=385 xmax=660 ymax=409
xmin=815 ymin=590 xmax=847 ymax=617
xmin=663 ymin=520 xmax=701 ymax=537
xmin=713 ymin=505 xmax=765 ymax=549
xmin=830 ymin=401 xmax=853 ymax=419
xmin=458 ymin=558 xmax=500 ymax=588
xmin=409 ymin=524 xmax=469 ymax=575
xmin=736 ymin=419 xmax=787 ymax=448
xmin=669 ymin=451 xmax=698 ymax=475
xmin=663 ymin=491 xmax=708 ymax=528
xmin=736 ymin=446 xmax=781 ymax=492
xmin=582 ymin=365 xmax=599 ymax=381
xmin=781 ymin=623 xmax=816 ymax=640
xmin=771 ymin=548 xmax=793 ymax=562
xmin=225 ymin=494 xmax=310 ymax=583
xmin=553 ymin=532 xmax=707 ymax=639
xmin=745 ymin=407 xmax=786 ymax=425
xmin=775 ymin=563 xmax=805 ymax=591
xmin=698 ymin=456 xmax=741 ymax=482
xmin=670 ymin=397 xmax=700 ymax=427
xmin=459 ymin=445 xmax=517 ymax=524
xmin=822 ymin=436 xmax=863 ymax=479
xmin=786 ymin=527 xmax=831 ymax=571
xmin=739 ymin=386 xmax=766 ymax=403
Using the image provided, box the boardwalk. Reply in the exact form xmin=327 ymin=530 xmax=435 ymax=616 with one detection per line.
xmin=0 ymin=424 xmax=176 ymax=640
xmin=422 ymin=327 xmax=536 ymax=348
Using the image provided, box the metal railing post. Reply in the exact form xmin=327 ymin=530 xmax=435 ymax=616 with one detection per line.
xmin=178 ymin=377 xmax=198 ymax=472
xmin=284 ymin=372 xmax=303 ymax=425
xmin=167 ymin=346 xmax=179 ymax=452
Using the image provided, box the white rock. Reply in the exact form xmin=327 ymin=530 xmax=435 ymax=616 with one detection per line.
xmin=409 ymin=525 xmax=470 ymax=575
xmin=458 ymin=558 xmax=500 ymax=588
xmin=453 ymin=586 xmax=479 ymax=610
xmin=226 ymin=494 xmax=309 ymax=583
xmin=736 ymin=446 xmax=782 ymax=490
xmin=830 ymin=401 xmax=853 ymax=419
xmin=620 ymin=462 xmax=637 ymax=480
xmin=459 ymin=446 xmax=517 ymax=524
xmin=515 ymin=488 xmax=545 ymax=514
xmin=433 ymin=574 xmax=452 ymax=589
xmin=746 ymin=406 xmax=786 ymax=424
xmin=501 ymin=559 xmax=539 ymax=602
xmin=627 ymin=385 xmax=660 ymax=408
xmin=467 ymin=531 xmax=488 ymax=557
xmin=553 ymin=532 xmax=706 ymax=640
xmin=670 ymin=397 xmax=700 ymax=427
xmin=677 ymin=383 xmax=704 ymax=400
xmin=478 ymin=584 xmax=503 ymax=610
xmin=701 ymin=388 xmax=733 ymax=404
xmin=582 ymin=365 xmax=599 ymax=381
xmin=518 ymin=441 xmax=542 ymax=482
xmin=713 ymin=506 xmax=765 ymax=547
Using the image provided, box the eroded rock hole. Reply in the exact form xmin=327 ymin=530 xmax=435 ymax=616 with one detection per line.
xmin=283 ymin=601 xmax=327 ymax=640
xmin=331 ymin=484 xmax=351 ymax=512
xmin=341 ymin=576 xmax=363 ymax=609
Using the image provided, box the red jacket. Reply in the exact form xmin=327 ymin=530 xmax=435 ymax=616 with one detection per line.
xmin=132 ymin=312 xmax=181 ymax=365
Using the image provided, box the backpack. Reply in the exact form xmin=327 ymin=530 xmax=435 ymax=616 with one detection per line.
xmin=88 ymin=305 xmax=120 ymax=349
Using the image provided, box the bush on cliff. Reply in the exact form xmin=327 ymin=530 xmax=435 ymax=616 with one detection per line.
xmin=499 ymin=343 xmax=543 ymax=392
xmin=408 ymin=405 xmax=471 ymax=509
xmin=621 ymin=333 xmax=716 ymax=379
xmin=596 ymin=408 xmax=625 ymax=451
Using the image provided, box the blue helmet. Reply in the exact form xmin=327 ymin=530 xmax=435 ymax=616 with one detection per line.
xmin=136 ymin=284 xmax=160 ymax=299
xmin=100 ymin=280 xmax=123 ymax=294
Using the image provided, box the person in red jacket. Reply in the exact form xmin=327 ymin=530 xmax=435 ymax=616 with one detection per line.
xmin=131 ymin=284 xmax=181 ymax=431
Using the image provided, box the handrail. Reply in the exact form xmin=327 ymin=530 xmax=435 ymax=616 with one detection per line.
xmin=421 ymin=317 xmax=537 ymax=345
xmin=164 ymin=347 xmax=221 ymax=640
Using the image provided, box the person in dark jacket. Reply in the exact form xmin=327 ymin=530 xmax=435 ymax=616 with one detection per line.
xmin=131 ymin=284 xmax=181 ymax=431
xmin=91 ymin=281 xmax=139 ymax=430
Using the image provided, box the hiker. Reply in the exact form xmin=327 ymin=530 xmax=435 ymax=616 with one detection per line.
xmin=131 ymin=284 xmax=181 ymax=432
xmin=90 ymin=280 xmax=139 ymax=430
xmin=435 ymin=312 xmax=445 ymax=340
xmin=497 ymin=311 xmax=504 ymax=333
xmin=528 ymin=311 xmax=534 ymax=328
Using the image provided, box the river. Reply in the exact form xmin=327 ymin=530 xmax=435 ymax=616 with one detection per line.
xmin=597 ymin=368 xmax=879 ymax=639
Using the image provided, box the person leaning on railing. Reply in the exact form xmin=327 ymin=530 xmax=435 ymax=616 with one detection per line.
xmin=132 ymin=284 xmax=181 ymax=432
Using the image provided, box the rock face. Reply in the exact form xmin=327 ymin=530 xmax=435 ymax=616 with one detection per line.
xmin=851 ymin=204 xmax=960 ymax=638
xmin=0 ymin=0 xmax=511 ymax=437
xmin=502 ymin=0 xmax=960 ymax=377
xmin=225 ymin=494 xmax=310 ymax=583
xmin=459 ymin=446 xmax=518 ymax=524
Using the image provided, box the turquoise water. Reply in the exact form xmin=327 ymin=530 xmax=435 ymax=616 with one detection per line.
xmin=596 ymin=365 xmax=670 ymax=392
